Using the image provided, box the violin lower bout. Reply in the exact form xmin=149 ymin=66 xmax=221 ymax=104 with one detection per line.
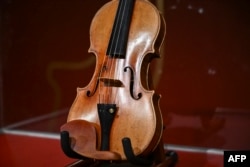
xmin=67 ymin=86 xmax=163 ymax=160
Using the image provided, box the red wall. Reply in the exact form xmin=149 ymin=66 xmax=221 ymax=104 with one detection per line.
xmin=1 ymin=0 xmax=250 ymax=150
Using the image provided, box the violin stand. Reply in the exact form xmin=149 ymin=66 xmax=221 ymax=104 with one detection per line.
xmin=60 ymin=130 xmax=178 ymax=167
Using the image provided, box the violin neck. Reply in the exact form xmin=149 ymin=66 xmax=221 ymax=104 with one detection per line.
xmin=106 ymin=0 xmax=135 ymax=58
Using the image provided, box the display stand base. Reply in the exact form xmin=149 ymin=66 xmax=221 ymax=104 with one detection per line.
xmin=66 ymin=151 xmax=178 ymax=167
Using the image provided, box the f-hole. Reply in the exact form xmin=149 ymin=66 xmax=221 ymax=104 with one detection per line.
xmin=124 ymin=66 xmax=142 ymax=100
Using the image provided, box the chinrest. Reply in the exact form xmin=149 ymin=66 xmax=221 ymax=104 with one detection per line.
xmin=61 ymin=120 xmax=121 ymax=160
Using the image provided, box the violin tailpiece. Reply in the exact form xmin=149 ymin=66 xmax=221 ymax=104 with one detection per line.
xmin=97 ymin=103 xmax=117 ymax=151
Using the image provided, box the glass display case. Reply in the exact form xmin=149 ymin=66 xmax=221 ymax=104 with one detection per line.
xmin=1 ymin=0 xmax=250 ymax=166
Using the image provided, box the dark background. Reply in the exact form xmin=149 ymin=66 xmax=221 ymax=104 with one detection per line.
xmin=1 ymin=0 xmax=250 ymax=150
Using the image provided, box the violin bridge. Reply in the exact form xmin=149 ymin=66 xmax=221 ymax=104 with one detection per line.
xmin=99 ymin=77 xmax=124 ymax=87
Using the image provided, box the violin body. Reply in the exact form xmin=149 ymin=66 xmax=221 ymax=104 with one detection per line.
xmin=66 ymin=0 xmax=166 ymax=160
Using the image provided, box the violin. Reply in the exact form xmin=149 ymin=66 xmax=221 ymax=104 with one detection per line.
xmin=61 ymin=0 xmax=166 ymax=160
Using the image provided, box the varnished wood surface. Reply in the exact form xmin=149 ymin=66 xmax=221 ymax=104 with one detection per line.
xmin=66 ymin=0 xmax=166 ymax=160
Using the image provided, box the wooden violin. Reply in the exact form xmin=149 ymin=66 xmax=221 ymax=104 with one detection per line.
xmin=61 ymin=0 xmax=166 ymax=161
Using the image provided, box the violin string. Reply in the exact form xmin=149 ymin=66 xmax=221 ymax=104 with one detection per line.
xmin=107 ymin=0 xmax=127 ymax=104
xmin=113 ymin=0 xmax=129 ymax=104
xmin=98 ymin=1 xmax=123 ymax=104
xmin=106 ymin=0 xmax=122 ymax=104
xmin=98 ymin=54 xmax=105 ymax=104
xmin=97 ymin=50 xmax=102 ymax=104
